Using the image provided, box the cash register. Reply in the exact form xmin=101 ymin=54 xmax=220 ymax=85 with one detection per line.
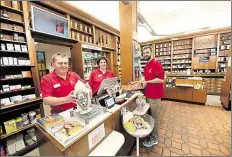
xmin=94 ymin=77 xmax=120 ymax=108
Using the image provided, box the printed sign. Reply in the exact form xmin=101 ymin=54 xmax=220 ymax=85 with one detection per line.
xmin=88 ymin=123 xmax=105 ymax=150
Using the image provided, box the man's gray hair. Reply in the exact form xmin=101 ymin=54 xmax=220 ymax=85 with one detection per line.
xmin=52 ymin=52 xmax=68 ymax=62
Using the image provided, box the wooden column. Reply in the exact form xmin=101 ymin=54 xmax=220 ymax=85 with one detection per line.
xmin=22 ymin=1 xmax=41 ymax=96
xmin=119 ymin=1 xmax=137 ymax=85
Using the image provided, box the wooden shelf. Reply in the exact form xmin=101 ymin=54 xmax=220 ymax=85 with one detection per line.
xmin=0 ymin=5 xmax=23 ymax=14
xmin=0 ymin=77 xmax=32 ymax=81
xmin=156 ymin=46 xmax=171 ymax=48
xmin=156 ymin=54 xmax=171 ymax=56
xmin=172 ymin=57 xmax=192 ymax=60
xmin=173 ymin=53 xmax=192 ymax=55
xmin=194 ymin=52 xmax=211 ymax=54
xmin=1 ymin=39 xmax=27 ymax=44
xmin=167 ymin=74 xmax=225 ymax=77
xmin=1 ymin=17 xmax=24 ymax=25
xmin=0 ymin=28 xmax=25 ymax=35
xmin=173 ymin=48 xmax=192 ymax=51
xmin=0 ymin=50 xmax=28 ymax=54
xmin=102 ymin=46 xmax=115 ymax=51
xmin=172 ymin=62 xmax=191 ymax=65
xmin=0 ymin=124 xmax=34 ymax=139
xmin=1 ymin=97 xmax=42 ymax=110
xmin=71 ymin=27 xmax=93 ymax=36
xmin=155 ymin=50 xmax=171 ymax=52
xmin=172 ymin=67 xmax=191 ymax=69
xmin=194 ymin=48 xmax=217 ymax=50
xmin=1 ymin=87 xmax=35 ymax=95
xmin=9 ymin=142 xmax=38 ymax=156
xmin=173 ymin=43 xmax=192 ymax=47
xmin=218 ymin=61 xmax=228 ymax=63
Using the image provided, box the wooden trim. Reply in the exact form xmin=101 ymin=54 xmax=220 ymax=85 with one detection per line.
xmin=71 ymin=42 xmax=84 ymax=78
xmin=140 ymin=27 xmax=231 ymax=45
xmin=22 ymin=1 xmax=40 ymax=97
xmin=120 ymin=1 xmax=133 ymax=84
xmin=67 ymin=14 xmax=71 ymax=39
xmin=35 ymin=1 xmax=119 ymax=36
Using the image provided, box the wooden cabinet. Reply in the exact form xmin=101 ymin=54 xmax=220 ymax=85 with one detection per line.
xmin=165 ymin=87 xmax=207 ymax=103
xmin=193 ymin=89 xmax=207 ymax=103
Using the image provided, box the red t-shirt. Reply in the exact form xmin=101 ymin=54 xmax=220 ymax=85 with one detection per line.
xmin=144 ymin=59 xmax=164 ymax=99
xmin=40 ymin=71 xmax=85 ymax=114
xmin=88 ymin=68 xmax=114 ymax=95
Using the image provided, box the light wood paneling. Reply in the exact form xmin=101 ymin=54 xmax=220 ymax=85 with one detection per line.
xmin=119 ymin=1 xmax=137 ymax=84
xmin=71 ymin=43 xmax=84 ymax=78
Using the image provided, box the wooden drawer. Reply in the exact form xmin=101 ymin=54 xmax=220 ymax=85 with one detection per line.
xmin=175 ymin=87 xmax=193 ymax=101
xmin=193 ymin=89 xmax=207 ymax=103
xmin=165 ymin=87 xmax=177 ymax=99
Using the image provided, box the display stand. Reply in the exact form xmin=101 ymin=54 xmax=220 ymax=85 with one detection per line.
xmin=122 ymin=105 xmax=154 ymax=157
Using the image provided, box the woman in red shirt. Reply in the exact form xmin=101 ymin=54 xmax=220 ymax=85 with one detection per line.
xmin=88 ymin=57 xmax=114 ymax=96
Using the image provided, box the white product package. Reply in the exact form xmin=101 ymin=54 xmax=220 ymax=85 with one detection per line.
xmin=72 ymin=80 xmax=92 ymax=108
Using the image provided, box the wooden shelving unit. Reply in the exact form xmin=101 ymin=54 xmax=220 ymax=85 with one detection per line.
xmin=155 ymin=41 xmax=172 ymax=74
xmin=218 ymin=32 xmax=231 ymax=74
xmin=9 ymin=142 xmax=38 ymax=156
xmin=70 ymin=17 xmax=94 ymax=44
xmin=1 ymin=17 xmax=24 ymax=25
xmin=0 ymin=1 xmax=43 ymax=156
xmin=0 ymin=124 xmax=34 ymax=139
xmin=172 ymin=38 xmax=193 ymax=74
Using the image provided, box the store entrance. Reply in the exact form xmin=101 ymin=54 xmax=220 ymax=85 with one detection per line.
xmin=34 ymin=41 xmax=72 ymax=81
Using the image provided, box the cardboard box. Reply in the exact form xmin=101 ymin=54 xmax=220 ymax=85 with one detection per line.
xmin=4 ymin=119 xmax=17 ymax=134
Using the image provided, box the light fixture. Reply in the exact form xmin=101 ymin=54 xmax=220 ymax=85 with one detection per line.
xmin=138 ymin=12 xmax=210 ymax=37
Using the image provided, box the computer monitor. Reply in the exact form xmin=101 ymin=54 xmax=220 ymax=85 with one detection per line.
xmin=97 ymin=77 xmax=119 ymax=95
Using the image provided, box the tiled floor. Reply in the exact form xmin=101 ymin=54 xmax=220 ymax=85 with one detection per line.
xmin=130 ymin=100 xmax=231 ymax=156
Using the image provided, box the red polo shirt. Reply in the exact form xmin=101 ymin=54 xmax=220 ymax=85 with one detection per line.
xmin=144 ymin=59 xmax=164 ymax=99
xmin=88 ymin=68 xmax=114 ymax=95
xmin=40 ymin=71 xmax=85 ymax=114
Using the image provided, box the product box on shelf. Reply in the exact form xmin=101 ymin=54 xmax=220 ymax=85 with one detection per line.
xmin=2 ymin=57 xmax=9 ymax=65
xmin=21 ymin=45 xmax=27 ymax=52
xmin=6 ymin=43 xmax=14 ymax=51
xmin=13 ymin=57 xmax=18 ymax=65
xmin=14 ymin=44 xmax=21 ymax=51
xmin=8 ymin=57 xmax=14 ymax=65
xmin=4 ymin=119 xmax=17 ymax=134
xmin=10 ymin=95 xmax=23 ymax=103
xmin=1 ymin=44 xmax=6 ymax=51
xmin=21 ymin=71 xmax=32 ymax=78
xmin=1 ymin=98 xmax=11 ymax=106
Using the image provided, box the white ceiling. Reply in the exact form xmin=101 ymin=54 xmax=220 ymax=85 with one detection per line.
xmin=66 ymin=1 xmax=231 ymax=42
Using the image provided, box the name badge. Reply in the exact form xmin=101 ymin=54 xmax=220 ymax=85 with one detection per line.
xmin=53 ymin=83 xmax=61 ymax=89
xmin=98 ymin=74 xmax=102 ymax=77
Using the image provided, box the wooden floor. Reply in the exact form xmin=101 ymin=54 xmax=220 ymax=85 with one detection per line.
xmin=130 ymin=100 xmax=231 ymax=156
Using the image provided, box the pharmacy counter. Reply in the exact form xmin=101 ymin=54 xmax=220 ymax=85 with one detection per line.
xmin=35 ymin=93 xmax=142 ymax=156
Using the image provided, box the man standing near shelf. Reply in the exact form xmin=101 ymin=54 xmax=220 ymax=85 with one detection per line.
xmin=40 ymin=52 xmax=89 ymax=114
xmin=131 ymin=46 xmax=164 ymax=147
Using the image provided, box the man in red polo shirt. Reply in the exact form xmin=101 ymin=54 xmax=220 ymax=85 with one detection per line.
xmin=131 ymin=46 xmax=164 ymax=147
xmin=40 ymin=52 xmax=86 ymax=114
